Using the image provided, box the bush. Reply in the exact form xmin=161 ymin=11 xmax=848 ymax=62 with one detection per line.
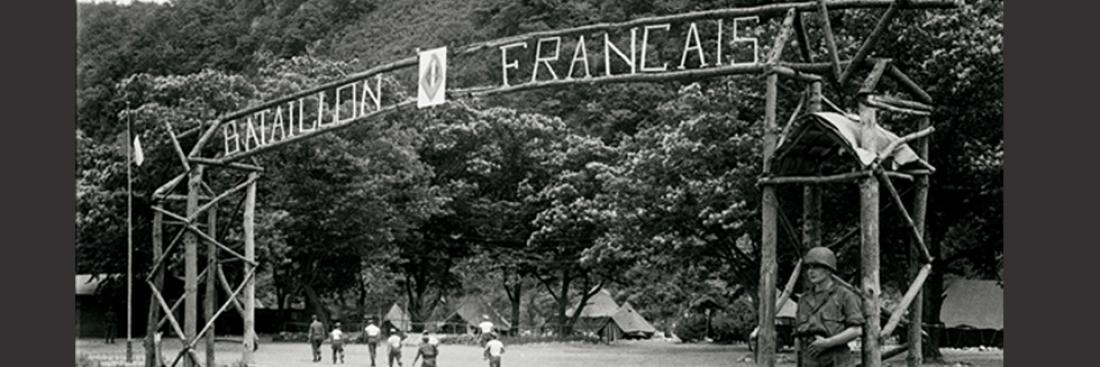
xmin=712 ymin=314 xmax=754 ymax=343
xmin=674 ymin=315 xmax=709 ymax=343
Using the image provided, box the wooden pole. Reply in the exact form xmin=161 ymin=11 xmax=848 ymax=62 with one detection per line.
xmin=908 ymin=115 xmax=931 ymax=367
xmin=184 ymin=165 xmax=202 ymax=367
xmin=126 ymin=103 xmax=134 ymax=363
xmin=881 ymin=264 xmax=932 ymax=337
xmin=839 ymin=1 xmax=902 ymax=85
xmin=243 ymin=172 xmax=258 ymax=364
xmin=793 ymin=11 xmax=813 ymax=63
xmin=205 ymin=203 xmax=218 ymax=367
xmin=803 ymin=80 xmax=824 ymax=249
xmin=816 ymin=0 xmax=844 ymax=81
xmin=859 ymin=105 xmax=882 ymax=367
xmin=146 ymin=209 xmax=163 ymax=367
xmin=757 ymin=72 xmax=780 ymax=367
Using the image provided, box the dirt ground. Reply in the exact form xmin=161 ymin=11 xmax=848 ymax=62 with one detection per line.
xmin=76 ymin=338 xmax=1003 ymax=367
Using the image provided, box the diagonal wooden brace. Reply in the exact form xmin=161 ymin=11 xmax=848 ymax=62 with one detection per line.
xmin=146 ymin=223 xmax=189 ymax=283
xmin=768 ymin=9 xmax=798 ymax=64
xmin=859 ymin=59 xmax=892 ymax=95
xmin=186 ymin=175 xmax=260 ymax=223
xmin=152 ymin=206 xmax=258 ymax=267
xmin=186 ymin=268 xmax=256 ymax=350
xmin=776 ymin=259 xmax=803 ymax=313
xmin=839 ymin=0 xmax=904 ymax=85
xmin=875 ymin=169 xmax=933 ymax=263
xmin=148 ymin=281 xmax=202 ymax=367
xmin=156 ymin=267 xmax=209 ymax=329
xmin=886 ymin=64 xmax=934 ymax=104
xmin=153 ymin=172 xmax=188 ymax=199
xmin=162 ymin=120 xmax=191 ymax=172
xmin=816 ymin=0 xmax=844 ymax=81
xmin=216 ymin=264 xmax=247 ymax=317
xmin=878 ymin=126 xmax=935 ymax=164
xmin=862 ymin=95 xmax=931 ymax=116
xmin=793 ymin=11 xmax=813 ymax=62
xmin=880 ymin=263 xmax=932 ymax=337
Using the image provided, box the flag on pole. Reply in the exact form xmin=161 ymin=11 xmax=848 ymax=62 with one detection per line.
xmin=133 ymin=136 xmax=144 ymax=166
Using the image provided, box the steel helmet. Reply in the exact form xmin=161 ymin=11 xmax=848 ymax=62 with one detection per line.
xmin=803 ymin=247 xmax=837 ymax=272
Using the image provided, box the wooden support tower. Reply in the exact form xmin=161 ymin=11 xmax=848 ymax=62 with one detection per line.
xmin=908 ymin=115 xmax=932 ymax=367
xmin=184 ymin=166 xmax=202 ymax=367
xmin=243 ymin=172 xmax=258 ymax=364
xmin=859 ymin=105 xmax=883 ymax=367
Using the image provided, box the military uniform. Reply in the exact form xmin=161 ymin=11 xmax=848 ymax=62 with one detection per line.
xmin=795 ymin=281 xmax=864 ymax=367
xmin=309 ymin=320 xmax=326 ymax=362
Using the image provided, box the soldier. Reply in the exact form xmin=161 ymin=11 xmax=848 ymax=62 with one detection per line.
xmin=387 ymin=328 xmax=405 ymax=367
xmin=795 ymin=247 xmax=864 ymax=367
xmin=104 ymin=307 xmax=117 ymax=344
xmin=482 ymin=333 xmax=505 ymax=367
xmin=308 ymin=315 xmax=326 ymax=362
xmin=411 ymin=333 xmax=439 ymax=367
xmin=330 ymin=322 xmax=346 ymax=364
xmin=364 ymin=318 xmax=382 ymax=367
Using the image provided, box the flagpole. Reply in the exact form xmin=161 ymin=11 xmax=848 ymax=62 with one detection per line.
xmin=126 ymin=101 xmax=134 ymax=363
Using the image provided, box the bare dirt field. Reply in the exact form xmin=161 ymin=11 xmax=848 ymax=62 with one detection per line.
xmin=76 ymin=338 xmax=1003 ymax=367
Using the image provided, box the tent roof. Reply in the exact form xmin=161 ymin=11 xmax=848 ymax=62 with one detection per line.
xmin=76 ymin=274 xmax=116 ymax=295
xmin=610 ymin=302 xmax=656 ymax=334
xmin=567 ymin=289 xmax=620 ymax=318
xmin=776 ymin=295 xmax=797 ymax=319
xmin=447 ymin=295 xmax=511 ymax=330
xmin=940 ymin=279 xmax=1004 ymax=330
xmin=384 ymin=303 xmax=411 ymax=331
xmin=773 ymin=112 xmax=932 ymax=176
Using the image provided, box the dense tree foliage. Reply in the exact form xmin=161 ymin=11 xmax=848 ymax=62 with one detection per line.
xmin=77 ymin=0 xmax=1002 ymax=353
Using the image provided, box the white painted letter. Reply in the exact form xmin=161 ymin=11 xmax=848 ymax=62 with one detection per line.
xmin=604 ymin=28 xmax=637 ymax=76
xmin=315 ymin=92 xmax=327 ymax=127
xmin=499 ymin=42 xmax=528 ymax=87
xmin=732 ymin=16 xmax=759 ymax=65
xmin=531 ymin=37 xmax=562 ymax=82
xmin=270 ymin=106 xmax=287 ymax=143
xmin=335 ymin=82 xmax=356 ymax=123
xmin=257 ymin=110 xmax=268 ymax=146
xmin=360 ymin=75 xmax=383 ymax=115
xmin=245 ymin=116 xmax=262 ymax=150
xmin=223 ymin=122 xmax=240 ymax=155
xmin=566 ymin=36 xmax=591 ymax=80
xmin=715 ymin=19 xmax=724 ymax=66
xmin=640 ymin=23 xmax=671 ymax=72
xmin=678 ymin=22 xmax=708 ymax=69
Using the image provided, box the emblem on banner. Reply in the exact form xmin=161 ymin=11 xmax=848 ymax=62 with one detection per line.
xmin=418 ymin=47 xmax=447 ymax=108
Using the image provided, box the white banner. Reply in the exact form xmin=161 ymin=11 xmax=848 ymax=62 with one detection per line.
xmin=417 ymin=47 xmax=448 ymax=108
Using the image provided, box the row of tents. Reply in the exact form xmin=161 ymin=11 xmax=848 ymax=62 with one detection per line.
xmin=380 ymin=289 xmax=657 ymax=341
xmin=76 ymin=275 xmax=999 ymax=347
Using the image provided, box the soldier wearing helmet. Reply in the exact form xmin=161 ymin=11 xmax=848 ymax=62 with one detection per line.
xmin=795 ymin=247 xmax=864 ymax=367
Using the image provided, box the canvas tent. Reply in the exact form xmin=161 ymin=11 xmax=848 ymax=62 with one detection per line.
xmin=602 ymin=302 xmax=656 ymax=341
xmin=75 ymin=274 xmax=115 ymax=338
xmin=382 ymin=303 xmax=412 ymax=333
xmin=437 ymin=295 xmax=511 ymax=335
xmin=566 ymin=289 xmax=621 ymax=335
xmin=939 ymin=279 xmax=1004 ymax=347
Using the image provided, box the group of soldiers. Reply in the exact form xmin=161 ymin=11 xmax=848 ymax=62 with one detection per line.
xmin=306 ymin=315 xmax=505 ymax=367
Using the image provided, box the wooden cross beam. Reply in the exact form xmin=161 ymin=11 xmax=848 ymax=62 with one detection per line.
xmin=839 ymin=0 xmax=905 ymax=85
xmin=152 ymin=207 xmax=258 ymax=266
